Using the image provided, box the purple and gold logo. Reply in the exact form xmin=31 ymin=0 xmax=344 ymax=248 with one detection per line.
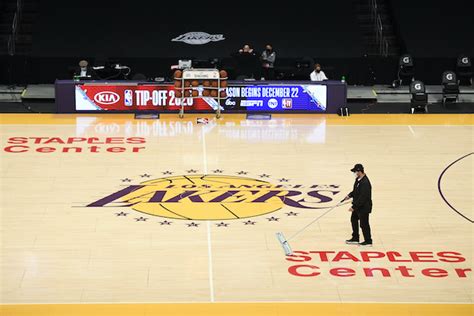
xmin=87 ymin=171 xmax=341 ymax=222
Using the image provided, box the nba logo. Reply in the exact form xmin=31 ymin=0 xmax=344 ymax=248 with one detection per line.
xmin=124 ymin=90 xmax=133 ymax=106
xmin=282 ymin=99 xmax=292 ymax=109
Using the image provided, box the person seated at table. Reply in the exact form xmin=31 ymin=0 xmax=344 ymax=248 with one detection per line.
xmin=74 ymin=60 xmax=95 ymax=79
xmin=310 ymin=63 xmax=328 ymax=81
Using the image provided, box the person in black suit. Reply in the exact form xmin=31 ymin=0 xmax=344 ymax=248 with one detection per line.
xmin=73 ymin=60 xmax=96 ymax=79
xmin=344 ymin=164 xmax=373 ymax=246
xmin=232 ymin=45 xmax=259 ymax=79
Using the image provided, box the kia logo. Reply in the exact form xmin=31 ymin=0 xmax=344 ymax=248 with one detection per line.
xmin=94 ymin=91 xmax=120 ymax=105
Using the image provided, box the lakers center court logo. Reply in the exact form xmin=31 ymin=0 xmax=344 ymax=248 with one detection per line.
xmin=87 ymin=171 xmax=342 ymax=222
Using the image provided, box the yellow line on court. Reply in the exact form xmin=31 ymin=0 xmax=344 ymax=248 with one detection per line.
xmin=0 ymin=113 xmax=473 ymax=125
xmin=321 ymin=113 xmax=474 ymax=125
xmin=1 ymin=303 xmax=472 ymax=316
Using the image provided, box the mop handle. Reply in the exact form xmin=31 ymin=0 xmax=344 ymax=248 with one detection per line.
xmin=286 ymin=199 xmax=350 ymax=242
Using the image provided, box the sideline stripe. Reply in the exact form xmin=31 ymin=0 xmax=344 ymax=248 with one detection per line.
xmin=0 ymin=113 xmax=472 ymax=125
xmin=1 ymin=303 xmax=472 ymax=316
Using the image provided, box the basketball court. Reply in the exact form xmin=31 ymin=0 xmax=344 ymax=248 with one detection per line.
xmin=0 ymin=113 xmax=472 ymax=315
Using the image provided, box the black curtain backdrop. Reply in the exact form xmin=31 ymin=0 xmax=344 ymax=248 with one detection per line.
xmin=2 ymin=0 xmax=472 ymax=84
xmin=32 ymin=0 xmax=363 ymax=58
xmin=391 ymin=0 xmax=474 ymax=57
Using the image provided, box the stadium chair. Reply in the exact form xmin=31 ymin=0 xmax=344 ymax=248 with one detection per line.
xmin=394 ymin=54 xmax=415 ymax=87
xmin=441 ymin=71 xmax=459 ymax=105
xmin=410 ymin=80 xmax=428 ymax=113
xmin=456 ymin=55 xmax=472 ymax=86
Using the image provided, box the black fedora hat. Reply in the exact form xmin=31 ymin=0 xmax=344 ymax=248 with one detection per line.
xmin=350 ymin=164 xmax=364 ymax=172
